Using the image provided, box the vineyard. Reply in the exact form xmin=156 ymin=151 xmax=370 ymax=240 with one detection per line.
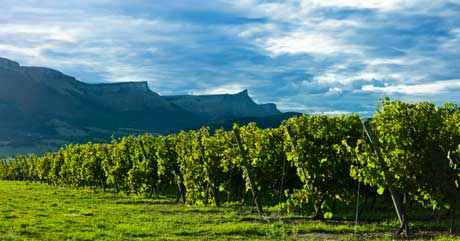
xmin=2 ymin=98 xmax=460 ymax=237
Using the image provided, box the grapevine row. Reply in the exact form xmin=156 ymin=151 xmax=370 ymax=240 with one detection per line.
xmin=2 ymin=99 xmax=460 ymax=234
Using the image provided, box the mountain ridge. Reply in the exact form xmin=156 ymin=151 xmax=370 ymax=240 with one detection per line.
xmin=164 ymin=89 xmax=280 ymax=119
xmin=0 ymin=57 xmax=295 ymax=157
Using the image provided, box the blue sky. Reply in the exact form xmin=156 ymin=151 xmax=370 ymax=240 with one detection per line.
xmin=1 ymin=0 xmax=459 ymax=115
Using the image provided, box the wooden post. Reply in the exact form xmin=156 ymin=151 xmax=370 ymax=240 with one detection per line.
xmin=175 ymin=181 xmax=186 ymax=204
xmin=451 ymin=205 xmax=456 ymax=235
xmin=362 ymin=120 xmax=406 ymax=230
xmin=278 ymin=154 xmax=287 ymax=215
xmin=355 ymin=172 xmax=361 ymax=226
xmin=233 ymin=128 xmax=263 ymax=215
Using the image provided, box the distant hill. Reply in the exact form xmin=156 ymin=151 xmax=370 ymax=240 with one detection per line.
xmin=0 ymin=57 xmax=297 ymax=157
xmin=164 ymin=90 xmax=280 ymax=119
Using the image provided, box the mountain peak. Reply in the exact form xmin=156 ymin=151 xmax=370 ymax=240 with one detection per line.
xmin=236 ymin=89 xmax=249 ymax=96
xmin=0 ymin=57 xmax=20 ymax=70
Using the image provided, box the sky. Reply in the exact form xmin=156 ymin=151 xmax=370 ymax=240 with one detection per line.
xmin=1 ymin=0 xmax=459 ymax=115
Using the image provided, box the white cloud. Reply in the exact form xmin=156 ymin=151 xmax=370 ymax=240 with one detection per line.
xmin=440 ymin=28 xmax=460 ymax=53
xmin=0 ymin=44 xmax=46 ymax=57
xmin=237 ymin=23 xmax=279 ymax=38
xmin=0 ymin=24 xmax=80 ymax=43
xmin=315 ymin=19 xmax=364 ymax=29
xmin=327 ymin=87 xmax=343 ymax=95
xmin=362 ymin=79 xmax=460 ymax=94
xmin=367 ymin=58 xmax=406 ymax=66
xmin=311 ymin=110 xmax=352 ymax=115
xmin=262 ymin=32 xmax=360 ymax=56
xmin=307 ymin=0 xmax=413 ymax=11
xmin=191 ymin=83 xmax=248 ymax=95
xmin=232 ymin=0 xmax=453 ymax=16
xmin=275 ymin=98 xmax=310 ymax=112
xmin=0 ymin=10 xmax=189 ymax=85
xmin=313 ymin=66 xmax=406 ymax=85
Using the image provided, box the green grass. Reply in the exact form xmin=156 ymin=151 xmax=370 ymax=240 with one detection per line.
xmin=0 ymin=181 xmax=458 ymax=241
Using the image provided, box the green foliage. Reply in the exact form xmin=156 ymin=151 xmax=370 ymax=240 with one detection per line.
xmin=343 ymin=98 xmax=460 ymax=230
xmin=175 ymin=129 xmax=207 ymax=204
xmin=156 ymin=134 xmax=181 ymax=187
xmin=284 ymin=114 xmax=362 ymax=217
xmin=237 ymin=123 xmax=290 ymax=203
xmin=1 ymin=98 xmax=460 ymax=234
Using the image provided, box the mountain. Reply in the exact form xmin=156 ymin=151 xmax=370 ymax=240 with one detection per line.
xmin=164 ymin=90 xmax=280 ymax=119
xmin=0 ymin=57 xmax=295 ymax=157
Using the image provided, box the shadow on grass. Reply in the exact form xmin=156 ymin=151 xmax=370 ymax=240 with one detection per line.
xmin=115 ymin=200 xmax=170 ymax=205
xmin=158 ymin=209 xmax=223 ymax=215
xmin=174 ymin=229 xmax=266 ymax=237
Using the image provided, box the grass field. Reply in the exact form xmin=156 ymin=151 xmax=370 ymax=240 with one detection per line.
xmin=0 ymin=181 xmax=458 ymax=241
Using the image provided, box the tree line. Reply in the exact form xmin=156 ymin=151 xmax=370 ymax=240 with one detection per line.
xmin=1 ymin=98 xmax=460 ymax=234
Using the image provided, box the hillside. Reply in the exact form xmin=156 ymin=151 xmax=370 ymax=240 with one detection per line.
xmin=0 ymin=57 xmax=293 ymax=157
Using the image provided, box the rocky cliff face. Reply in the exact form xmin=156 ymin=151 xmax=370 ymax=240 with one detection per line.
xmin=83 ymin=82 xmax=180 ymax=112
xmin=0 ymin=57 xmax=286 ymax=157
xmin=163 ymin=89 xmax=280 ymax=119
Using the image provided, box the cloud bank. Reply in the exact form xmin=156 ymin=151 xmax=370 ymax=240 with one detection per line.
xmin=0 ymin=0 xmax=459 ymax=114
